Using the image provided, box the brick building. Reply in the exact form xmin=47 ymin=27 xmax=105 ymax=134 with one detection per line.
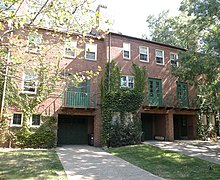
xmin=2 ymin=24 xmax=198 ymax=146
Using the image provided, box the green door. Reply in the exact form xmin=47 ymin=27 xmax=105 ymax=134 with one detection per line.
xmin=58 ymin=115 xmax=88 ymax=145
xmin=148 ymin=78 xmax=162 ymax=106
xmin=176 ymin=82 xmax=188 ymax=107
xmin=66 ymin=80 xmax=90 ymax=107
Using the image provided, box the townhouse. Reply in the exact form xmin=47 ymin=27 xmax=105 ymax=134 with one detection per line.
xmin=1 ymin=23 xmax=199 ymax=147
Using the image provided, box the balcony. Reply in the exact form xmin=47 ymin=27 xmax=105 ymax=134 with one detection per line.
xmin=62 ymin=91 xmax=97 ymax=108
xmin=143 ymin=95 xmax=198 ymax=109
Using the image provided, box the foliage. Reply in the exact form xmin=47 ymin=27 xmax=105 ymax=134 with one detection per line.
xmin=108 ymin=144 xmax=220 ymax=179
xmin=10 ymin=116 xmax=57 ymax=148
xmin=0 ymin=150 xmax=67 ymax=179
xmin=110 ymin=114 xmax=142 ymax=147
xmin=101 ymin=61 xmax=147 ymax=147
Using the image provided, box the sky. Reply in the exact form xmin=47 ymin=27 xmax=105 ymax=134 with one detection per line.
xmin=97 ymin=0 xmax=182 ymax=38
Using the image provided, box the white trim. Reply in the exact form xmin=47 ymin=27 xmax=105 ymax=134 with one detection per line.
xmin=123 ymin=43 xmax=130 ymax=60
xmin=170 ymin=52 xmax=179 ymax=66
xmin=30 ymin=114 xmax=41 ymax=128
xmin=155 ymin=49 xmax=164 ymax=65
xmin=139 ymin=46 xmax=149 ymax=62
xmin=85 ymin=43 xmax=97 ymax=61
xmin=11 ymin=112 xmax=23 ymax=127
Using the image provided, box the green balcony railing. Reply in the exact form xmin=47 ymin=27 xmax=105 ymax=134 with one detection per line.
xmin=62 ymin=91 xmax=96 ymax=108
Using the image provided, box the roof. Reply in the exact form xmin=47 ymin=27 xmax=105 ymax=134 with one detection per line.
xmin=109 ymin=32 xmax=187 ymax=51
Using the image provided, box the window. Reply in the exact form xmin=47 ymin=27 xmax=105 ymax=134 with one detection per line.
xmin=121 ymin=76 xmax=134 ymax=88
xmin=64 ymin=40 xmax=77 ymax=58
xmin=139 ymin=46 xmax=149 ymax=62
xmin=31 ymin=114 xmax=41 ymax=127
xmin=170 ymin=53 xmax=178 ymax=66
xmin=28 ymin=33 xmax=42 ymax=53
xmin=155 ymin=50 xmax=164 ymax=65
xmin=22 ymin=69 xmax=38 ymax=94
xmin=123 ymin=43 xmax=130 ymax=59
xmin=176 ymin=82 xmax=188 ymax=107
xmin=85 ymin=43 xmax=97 ymax=60
xmin=148 ymin=78 xmax=162 ymax=106
xmin=11 ymin=113 xmax=23 ymax=127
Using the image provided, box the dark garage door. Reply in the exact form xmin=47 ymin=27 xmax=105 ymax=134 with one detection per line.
xmin=58 ymin=115 xmax=88 ymax=145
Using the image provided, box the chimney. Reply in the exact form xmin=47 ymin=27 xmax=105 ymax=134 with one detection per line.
xmin=96 ymin=4 xmax=107 ymax=29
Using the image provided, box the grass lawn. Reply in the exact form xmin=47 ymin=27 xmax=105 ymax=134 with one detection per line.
xmin=0 ymin=149 xmax=67 ymax=180
xmin=108 ymin=144 xmax=220 ymax=180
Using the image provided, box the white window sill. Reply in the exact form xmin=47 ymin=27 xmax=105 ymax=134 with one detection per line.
xmin=30 ymin=125 xmax=40 ymax=128
xmin=10 ymin=124 xmax=22 ymax=127
xmin=21 ymin=91 xmax=37 ymax=95
xmin=85 ymin=58 xmax=97 ymax=61
xmin=156 ymin=63 xmax=165 ymax=66
xmin=123 ymin=58 xmax=130 ymax=60
xmin=140 ymin=60 xmax=149 ymax=63
xmin=63 ymin=55 xmax=76 ymax=59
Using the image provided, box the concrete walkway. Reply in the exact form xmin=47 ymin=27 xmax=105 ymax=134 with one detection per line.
xmin=144 ymin=140 xmax=220 ymax=165
xmin=56 ymin=145 xmax=164 ymax=180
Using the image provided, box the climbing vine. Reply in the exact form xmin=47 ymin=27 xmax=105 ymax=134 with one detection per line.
xmin=101 ymin=61 xmax=147 ymax=147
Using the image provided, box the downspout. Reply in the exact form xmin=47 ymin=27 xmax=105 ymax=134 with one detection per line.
xmin=0 ymin=22 xmax=13 ymax=120
xmin=108 ymin=32 xmax=111 ymax=92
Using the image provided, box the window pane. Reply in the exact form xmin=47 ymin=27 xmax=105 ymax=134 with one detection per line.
xmin=123 ymin=51 xmax=130 ymax=58
xmin=121 ymin=76 xmax=127 ymax=87
xmin=86 ymin=52 xmax=96 ymax=60
xmin=156 ymin=50 xmax=163 ymax=57
xmin=128 ymin=76 xmax=134 ymax=88
xmin=23 ymin=70 xmax=37 ymax=93
xmin=32 ymin=114 xmax=40 ymax=126
xmin=13 ymin=114 xmax=22 ymax=125
xmin=123 ymin=43 xmax=130 ymax=51
xmin=156 ymin=57 xmax=163 ymax=64
xmin=140 ymin=47 xmax=148 ymax=54
xmin=140 ymin=54 xmax=148 ymax=61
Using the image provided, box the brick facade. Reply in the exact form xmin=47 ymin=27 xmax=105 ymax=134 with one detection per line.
xmin=2 ymin=27 xmax=198 ymax=147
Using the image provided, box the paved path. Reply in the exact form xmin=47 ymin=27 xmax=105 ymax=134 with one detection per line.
xmin=56 ymin=145 xmax=164 ymax=180
xmin=144 ymin=140 xmax=220 ymax=165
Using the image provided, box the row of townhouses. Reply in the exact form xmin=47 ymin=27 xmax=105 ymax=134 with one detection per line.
xmin=2 ymin=25 xmax=199 ymax=146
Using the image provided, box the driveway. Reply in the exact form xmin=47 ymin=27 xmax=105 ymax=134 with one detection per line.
xmin=144 ymin=140 xmax=220 ymax=165
xmin=56 ymin=145 xmax=164 ymax=180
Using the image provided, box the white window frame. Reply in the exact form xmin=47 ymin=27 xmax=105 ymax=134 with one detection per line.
xmin=85 ymin=43 xmax=97 ymax=61
xmin=155 ymin=49 xmax=164 ymax=65
xmin=170 ymin=52 xmax=179 ymax=66
xmin=28 ymin=33 xmax=42 ymax=53
xmin=139 ymin=46 xmax=149 ymax=62
xmin=22 ymin=69 xmax=38 ymax=94
xmin=64 ymin=40 xmax=77 ymax=58
xmin=30 ymin=114 xmax=41 ymax=128
xmin=121 ymin=75 xmax=134 ymax=88
xmin=123 ymin=43 xmax=130 ymax=59
xmin=11 ymin=112 xmax=23 ymax=127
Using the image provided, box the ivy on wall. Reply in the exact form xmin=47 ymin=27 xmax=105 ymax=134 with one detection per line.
xmin=7 ymin=116 xmax=57 ymax=148
xmin=101 ymin=61 xmax=147 ymax=147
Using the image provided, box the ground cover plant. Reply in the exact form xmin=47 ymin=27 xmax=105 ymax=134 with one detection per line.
xmin=108 ymin=144 xmax=220 ymax=180
xmin=0 ymin=150 xmax=67 ymax=179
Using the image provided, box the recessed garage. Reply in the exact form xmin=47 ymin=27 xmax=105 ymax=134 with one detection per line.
xmin=57 ymin=114 xmax=94 ymax=145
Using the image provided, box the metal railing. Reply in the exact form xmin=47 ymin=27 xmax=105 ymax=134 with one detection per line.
xmin=62 ymin=91 xmax=97 ymax=108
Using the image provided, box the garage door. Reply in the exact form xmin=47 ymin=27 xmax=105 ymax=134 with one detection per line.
xmin=58 ymin=115 xmax=88 ymax=145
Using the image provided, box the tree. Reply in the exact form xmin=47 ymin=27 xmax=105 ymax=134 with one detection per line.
xmin=146 ymin=0 xmax=220 ymax=137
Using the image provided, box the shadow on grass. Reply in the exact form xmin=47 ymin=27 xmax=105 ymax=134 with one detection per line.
xmin=108 ymin=144 xmax=220 ymax=180
xmin=0 ymin=150 xmax=67 ymax=180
